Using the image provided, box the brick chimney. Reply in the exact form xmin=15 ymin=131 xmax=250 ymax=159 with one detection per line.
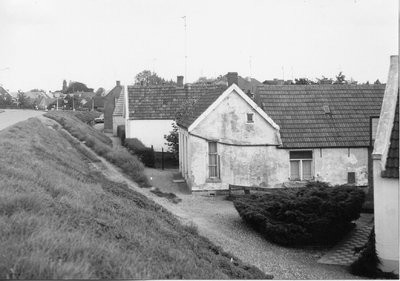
xmin=177 ymin=76 xmax=184 ymax=87
xmin=227 ymin=72 xmax=238 ymax=86
xmin=116 ymin=81 xmax=121 ymax=87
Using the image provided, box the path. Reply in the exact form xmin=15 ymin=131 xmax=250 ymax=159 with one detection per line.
xmin=0 ymin=109 xmax=45 ymax=131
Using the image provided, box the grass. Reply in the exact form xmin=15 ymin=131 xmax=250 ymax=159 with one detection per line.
xmin=44 ymin=111 xmax=150 ymax=187
xmin=0 ymin=117 xmax=270 ymax=279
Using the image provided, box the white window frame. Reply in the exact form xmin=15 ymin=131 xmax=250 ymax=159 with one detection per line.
xmin=289 ymin=150 xmax=313 ymax=181
xmin=245 ymin=112 xmax=255 ymax=124
xmin=208 ymin=142 xmax=220 ymax=179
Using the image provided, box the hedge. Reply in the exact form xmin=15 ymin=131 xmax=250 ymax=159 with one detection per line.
xmin=124 ymin=138 xmax=155 ymax=168
xmin=233 ymin=182 xmax=366 ymax=247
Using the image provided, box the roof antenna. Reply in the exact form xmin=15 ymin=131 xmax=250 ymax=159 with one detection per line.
xmin=182 ymin=16 xmax=187 ymax=84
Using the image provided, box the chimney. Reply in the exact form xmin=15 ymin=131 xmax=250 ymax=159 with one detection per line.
xmin=227 ymin=72 xmax=238 ymax=86
xmin=116 ymin=81 xmax=121 ymax=87
xmin=177 ymin=76 xmax=184 ymax=87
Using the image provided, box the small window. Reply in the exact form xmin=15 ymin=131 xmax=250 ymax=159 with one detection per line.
xmin=290 ymin=150 xmax=313 ymax=181
xmin=348 ymin=172 xmax=356 ymax=184
xmin=208 ymin=142 xmax=220 ymax=178
xmin=246 ymin=113 xmax=254 ymax=123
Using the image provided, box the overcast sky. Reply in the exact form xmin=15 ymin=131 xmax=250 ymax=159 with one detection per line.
xmin=0 ymin=0 xmax=397 ymax=92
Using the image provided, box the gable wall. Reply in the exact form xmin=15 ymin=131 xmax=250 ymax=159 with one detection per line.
xmin=191 ymin=90 xmax=280 ymax=145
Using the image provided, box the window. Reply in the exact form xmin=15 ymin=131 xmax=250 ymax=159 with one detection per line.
xmin=246 ymin=113 xmax=254 ymax=123
xmin=290 ymin=151 xmax=313 ymax=181
xmin=208 ymin=142 xmax=220 ymax=178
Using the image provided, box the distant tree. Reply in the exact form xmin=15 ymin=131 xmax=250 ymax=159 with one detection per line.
xmin=17 ymin=92 xmax=32 ymax=108
xmin=295 ymin=78 xmax=314 ymax=85
xmin=29 ymin=88 xmax=45 ymax=92
xmin=317 ymin=75 xmax=334 ymax=85
xmin=134 ymin=70 xmax=176 ymax=86
xmin=374 ymin=79 xmax=381 ymax=85
xmin=365 ymin=81 xmax=370 ymax=85
xmin=62 ymin=80 xmax=67 ymax=92
xmin=95 ymin=87 xmax=105 ymax=96
xmin=64 ymin=81 xmax=94 ymax=94
xmin=333 ymin=72 xmax=346 ymax=84
xmin=193 ymin=76 xmax=217 ymax=84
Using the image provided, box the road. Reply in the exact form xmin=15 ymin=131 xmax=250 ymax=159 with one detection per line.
xmin=0 ymin=109 xmax=45 ymax=131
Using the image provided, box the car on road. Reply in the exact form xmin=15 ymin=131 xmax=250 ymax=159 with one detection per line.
xmin=94 ymin=114 xmax=104 ymax=123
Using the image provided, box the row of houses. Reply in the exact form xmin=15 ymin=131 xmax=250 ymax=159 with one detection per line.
xmin=104 ymin=56 xmax=398 ymax=273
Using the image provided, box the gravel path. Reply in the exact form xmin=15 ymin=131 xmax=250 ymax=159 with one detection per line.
xmin=98 ymin=133 xmax=365 ymax=279
xmin=143 ymin=168 xmax=368 ymax=280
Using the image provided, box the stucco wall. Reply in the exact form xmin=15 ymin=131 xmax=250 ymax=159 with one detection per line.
xmin=112 ymin=116 xmax=125 ymax=136
xmin=373 ymin=161 xmax=399 ymax=273
xmin=191 ymin=90 xmax=280 ymax=145
xmin=127 ymin=119 xmax=174 ymax=151
xmin=314 ymin=148 xmax=369 ymax=186
xmin=187 ymin=134 xmax=288 ymax=190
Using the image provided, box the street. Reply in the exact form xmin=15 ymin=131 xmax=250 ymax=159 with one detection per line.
xmin=0 ymin=109 xmax=45 ymax=131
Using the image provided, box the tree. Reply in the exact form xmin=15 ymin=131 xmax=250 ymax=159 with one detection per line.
xmin=29 ymin=88 xmax=45 ymax=92
xmin=374 ymin=79 xmax=381 ymax=85
xmin=17 ymin=92 xmax=32 ymax=108
xmin=63 ymin=81 xmax=94 ymax=94
xmin=134 ymin=70 xmax=176 ymax=86
xmin=95 ymin=87 xmax=105 ymax=96
xmin=62 ymin=80 xmax=67 ymax=92
xmin=193 ymin=76 xmax=217 ymax=84
xmin=294 ymin=78 xmax=314 ymax=85
xmin=164 ymin=99 xmax=197 ymax=160
xmin=333 ymin=72 xmax=346 ymax=84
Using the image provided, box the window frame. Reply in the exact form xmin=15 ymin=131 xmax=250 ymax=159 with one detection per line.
xmin=207 ymin=141 xmax=220 ymax=180
xmin=289 ymin=150 xmax=313 ymax=181
xmin=245 ymin=112 xmax=255 ymax=124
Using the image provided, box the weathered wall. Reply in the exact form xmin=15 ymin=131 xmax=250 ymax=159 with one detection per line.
xmin=127 ymin=119 xmax=174 ymax=151
xmin=112 ymin=116 xmax=125 ymax=136
xmin=314 ymin=148 xmax=369 ymax=186
xmin=191 ymin=90 xmax=280 ymax=145
xmin=373 ymin=161 xmax=399 ymax=273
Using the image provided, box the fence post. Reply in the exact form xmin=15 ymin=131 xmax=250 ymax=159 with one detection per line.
xmin=162 ymin=147 xmax=164 ymax=170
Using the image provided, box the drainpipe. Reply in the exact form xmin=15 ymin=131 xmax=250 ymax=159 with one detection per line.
xmin=124 ymin=83 xmax=130 ymax=138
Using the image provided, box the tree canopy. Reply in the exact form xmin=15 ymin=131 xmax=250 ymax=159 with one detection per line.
xmin=134 ymin=70 xmax=176 ymax=86
xmin=63 ymin=81 xmax=94 ymax=94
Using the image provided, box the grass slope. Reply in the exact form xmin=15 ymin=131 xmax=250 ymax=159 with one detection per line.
xmin=45 ymin=111 xmax=150 ymax=187
xmin=0 ymin=117 xmax=269 ymax=279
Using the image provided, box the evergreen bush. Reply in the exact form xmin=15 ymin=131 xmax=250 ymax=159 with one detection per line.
xmin=233 ymin=182 xmax=365 ymax=246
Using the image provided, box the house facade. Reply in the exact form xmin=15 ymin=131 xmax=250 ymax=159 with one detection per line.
xmin=372 ymin=55 xmax=399 ymax=274
xmin=103 ymin=81 xmax=123 ymax=133
xmin=125 ymin=76 xmax=226 ymax=151
xmin=177 ymin=74 xmax=385 ymax=191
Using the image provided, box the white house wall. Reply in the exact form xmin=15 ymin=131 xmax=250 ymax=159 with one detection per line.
xmin=373 ymin=162 xmax=399 ymax=273
xmin=191 ymin=89 xmax=280 ymax=145
xmin=112 ymin=116 xmax=125 ymax=136
xmin=314 ymin=148 xmax=369 ymax=186
xmin=126 ymin=119 xmax=174 ymax=151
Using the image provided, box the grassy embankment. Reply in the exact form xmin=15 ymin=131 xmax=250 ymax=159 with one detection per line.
xmin=0 ymin=113 xmax=270 ymax=279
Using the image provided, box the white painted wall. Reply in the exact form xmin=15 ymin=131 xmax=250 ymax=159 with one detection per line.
xmin=126 ymin=119 xmax=174 ymax=151
xmin=314 ymin=148 xmax=369 ymax=186
xmin=373 ymin=161 xmax=399 ymax=273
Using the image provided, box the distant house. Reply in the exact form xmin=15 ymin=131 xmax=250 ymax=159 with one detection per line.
xmin=0 ymin=86 xmax=14 ymax=103
xmin=104 ymin=81 xmax=123 ymax=134
xmin=83 ymin=96 xmax=105 ymax=111
xmin=36 ymin=96 xmax=57 ymax=110
xmin=125 ymin=76 xmax=226 ymax=151
xmin=215 ymin=73 xmax=262 ymax=97
xmin=113 ymin=86 xmax=125 ymax=136
xmin=372 ymin=55 xmax=399 ymax=274
xmin=177 ymin=72 xmax=385 ymax=192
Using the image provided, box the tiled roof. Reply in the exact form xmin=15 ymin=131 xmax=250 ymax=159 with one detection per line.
xmin=177 ymin=84 xmax=228 ymax=129
xmin=128 ymin=84 xmax=227 ymax=120
xmin=113 ymin=87 xmax=125 ymax=116
xmin=256 ymin=84 xmax=386 ymax=148
xmin=382 ymin=93 xmax=399 ymax=178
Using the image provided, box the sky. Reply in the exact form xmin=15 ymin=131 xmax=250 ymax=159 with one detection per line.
xmin=0 ymin=0 xmax=397 ymax=92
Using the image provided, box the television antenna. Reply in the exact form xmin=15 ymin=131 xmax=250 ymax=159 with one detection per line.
xmin=183 ymin=16 xmax=187 ymax=83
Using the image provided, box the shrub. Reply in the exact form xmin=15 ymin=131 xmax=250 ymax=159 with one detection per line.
xmin=233 ymin=183 xmax=366 ymax=247
xmin=124 ymin=138 xmax=155 ymax=168
xmin=117 ymin=125 xmax=125 ymax=144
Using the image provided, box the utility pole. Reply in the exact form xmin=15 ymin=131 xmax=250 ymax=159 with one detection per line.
xmin=183 ymin=16 xmax=187 ymax=84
